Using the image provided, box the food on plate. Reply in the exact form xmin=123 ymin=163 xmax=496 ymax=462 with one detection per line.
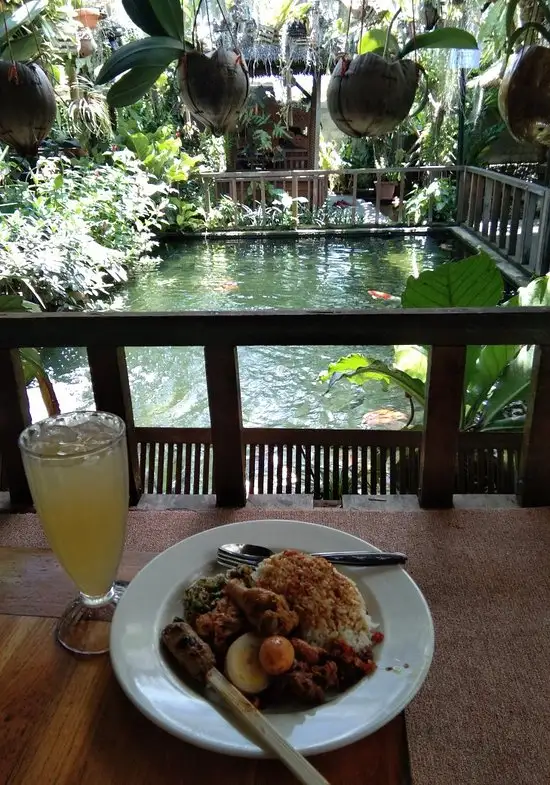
xmin=259 ymin=636 xmax=295 ymax=675
xmin=254 ymin=550 xmax=374 ymax=651
xmin=161 ymin=620 xmax=215 ymax=683
xmin=225 ymin=632 xmax=271 ymax=694
xmin=224 ymin=580 xmax=299 ymax=637
xmin=161 ymin=550 xmax=383 ymax=709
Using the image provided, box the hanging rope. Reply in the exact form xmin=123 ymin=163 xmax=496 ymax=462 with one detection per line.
xmin=343 ymin=0 xmax=353 ymax=56
xmin=359 ymin=0 xmax=367 ymax=49
xmin=215 ymin=0 xmax=239 ymax=51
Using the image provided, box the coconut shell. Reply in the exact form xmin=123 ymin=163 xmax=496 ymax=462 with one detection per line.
xmin=178 ymin=48 xmax=249 ymax=136
xmin=0 ymin=61 xmax=56 ymax=157
xmin=498 ymin=46 xmax=550 ymax=147
xmin=327 ymin=53 xmax=420 ymax=138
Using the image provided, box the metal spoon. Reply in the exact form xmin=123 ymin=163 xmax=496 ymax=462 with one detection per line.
xmin=217 ymin=543 xmax=407 ymax=569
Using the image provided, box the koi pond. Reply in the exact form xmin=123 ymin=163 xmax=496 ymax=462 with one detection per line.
xmin=33 ymin=233 xmax=468 ymax=429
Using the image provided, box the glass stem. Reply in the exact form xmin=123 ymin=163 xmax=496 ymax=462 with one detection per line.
xmin=79 ymin=584 xmax=117 ymax=607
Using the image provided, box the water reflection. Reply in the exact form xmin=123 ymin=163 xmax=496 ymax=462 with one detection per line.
xmin=39 ymin=235 xmax=459 ymax=428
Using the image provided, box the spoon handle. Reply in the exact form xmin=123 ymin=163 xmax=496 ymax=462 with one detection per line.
xmin=312 ymin=551 xmax=407 ymax=566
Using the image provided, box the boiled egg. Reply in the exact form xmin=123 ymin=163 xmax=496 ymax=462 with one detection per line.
xmin=225 ymin=633 xmax=270 ymax=694
xmin=259 ymin=636 xmax=295 ymax=675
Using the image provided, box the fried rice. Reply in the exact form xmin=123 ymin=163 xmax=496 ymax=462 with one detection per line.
xmin=253 ymin=550 xmax=375 ymax=652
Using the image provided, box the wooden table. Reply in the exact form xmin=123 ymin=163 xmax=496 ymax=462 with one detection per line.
xmin=0 ymin=547 xmax=411 ymax=785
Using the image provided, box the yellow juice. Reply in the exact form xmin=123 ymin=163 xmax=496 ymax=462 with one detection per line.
xmin=22 ymin=429 xmax=128 ymax=597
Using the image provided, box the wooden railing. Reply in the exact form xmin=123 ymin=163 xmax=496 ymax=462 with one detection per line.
xmin=1 ymin=309 xmax=550 ymax=509
xmin=200 ymin=166 xmax=458 ymax=228
xmin=458 ymin=166 xmax=550 ymax=275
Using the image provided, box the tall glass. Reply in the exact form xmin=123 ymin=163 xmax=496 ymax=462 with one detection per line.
xmin=19 ymin=411 xmax=129 ymax=655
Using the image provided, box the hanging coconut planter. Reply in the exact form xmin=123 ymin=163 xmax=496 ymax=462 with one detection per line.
xmin=0 ymin=61 xmax=56 ymax=157
xmin=327 ymin=22 xmax=478 ymax=138
xmin=498 ymin=46 xmax=550 ymax=147
xmin=178 ymin=48 xmax=249 ymax=136
xmin=327 ymin=54 xmax=420 ymax=138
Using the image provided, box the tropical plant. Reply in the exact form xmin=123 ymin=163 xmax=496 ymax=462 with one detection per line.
xmin=404 ymin=177 xmax=456 ymax=224
xmin=0 ymin=148 xmax=171 ymax=309
xmin=123 ymin=123 xmax=203 ymax=182
xmin=321 ymin=253 xmax=547 ymax=431
xmin=327 ymin=10 xmax=478 ymax=138
xmin=95 ymin=0 xmax=249 ymax=135
xmin=0 ymin=293 xmax=59 ymax=416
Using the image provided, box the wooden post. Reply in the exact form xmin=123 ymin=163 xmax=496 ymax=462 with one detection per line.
xmin=517 ymin=345 xmax=550 ymax=506
xmin=0 ymin=349 xmax=32 ymax=507
xmin=418 ymin=346 xmax=467 ymax=508
xmin=533 ymin=190 xmax=550 ymax=275
xmin=204 ymin=346 xmax=246 ymax=507
xmin=498 ymin=184 xmax=512 ymax=249
xmin=489 ymin=180 xmax=502 ymax=243
xmin=87 ymin=347 xmax=142 ymax=506
xmin=307 ymin=70 xmax=321 ymax=170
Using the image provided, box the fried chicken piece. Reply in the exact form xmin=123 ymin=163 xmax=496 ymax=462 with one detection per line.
xmin=291 ymin=637 xmax=327 ymax=666
xmin=161 ymin=621 xmax=215 ymax=684
xmin=194 ymin=596 xmax=246 ymax=655
xmin=224 ymin=580 xmax=299 ymax=637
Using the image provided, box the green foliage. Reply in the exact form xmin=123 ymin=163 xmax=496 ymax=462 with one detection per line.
xmin=321 ymin=254 xmax=550 ymax=432
xmin=0 ymin=149 xmax=171 ymax=309
xmin=124 ymin=125 xmax=203 ymax=182
xmin=399 ymin=28 xmax=479 ymax=59
xmin=404 ymin=178 xmax=456 ymax=225
xmin=357 ymin=28 xmax=398 ymax=55
xmin=96 ymin=37 xmax=186 ymax=88
xmin=401 ymin=250 xmax=503 ymax=307
xmin=0 ymin=293 xmax=58 ymax=414
xmin=122 ymin=0 xmax=167 ymax=37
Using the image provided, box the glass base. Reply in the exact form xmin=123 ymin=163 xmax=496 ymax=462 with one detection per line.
xmin=56 ymin=580 xmax=129 ymax=656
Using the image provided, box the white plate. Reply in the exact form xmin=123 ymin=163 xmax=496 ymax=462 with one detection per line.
xmin=110 ymin=519 xmax=434 ymax=757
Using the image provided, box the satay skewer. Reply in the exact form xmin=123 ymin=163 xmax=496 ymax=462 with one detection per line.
xmin=162 ymin=621 xmax=331 ymax=785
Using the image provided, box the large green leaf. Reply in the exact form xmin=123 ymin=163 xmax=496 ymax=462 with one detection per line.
xmin=357 ymin=28 xmax=398 ymax=55
xmin=393 ymin=344 xmax=428 ymax=381
xmin=149 ymin=0 xmax=184 ymax=41
xmin=480 ymin=345 xmax=533 ymax=428
xmin=399 ymin=27 xmax=478 ymax=58
xmin=401 ymin=252 xmax=503 ymax=308
xmin=320 ymin=354 xmax=426 ymax=406
xmin=517 ymin=273 xmax=550 ymax=306
xmin=464 ymin=344 xmax=520 ymax=427
xmin=126 ymin=131 xmax=152 ymax=160
xmin=0 ymin=0 xmax=48 ymax=45
xmin=107 ymin=65 xmax=166 ymax=107
xmin=0 ymin=33 xmax=40 ymax=61
xmin=20 ymin=347 xmax=43 ymax=385
xmin=122 ymin=0 xmax=167 ymax=37
xmin=96 ymin=38 xmax=185 ymax=85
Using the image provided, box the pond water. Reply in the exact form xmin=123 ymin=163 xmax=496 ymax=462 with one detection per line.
xmin=35 ymin=234 xmax=465 ymax=429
